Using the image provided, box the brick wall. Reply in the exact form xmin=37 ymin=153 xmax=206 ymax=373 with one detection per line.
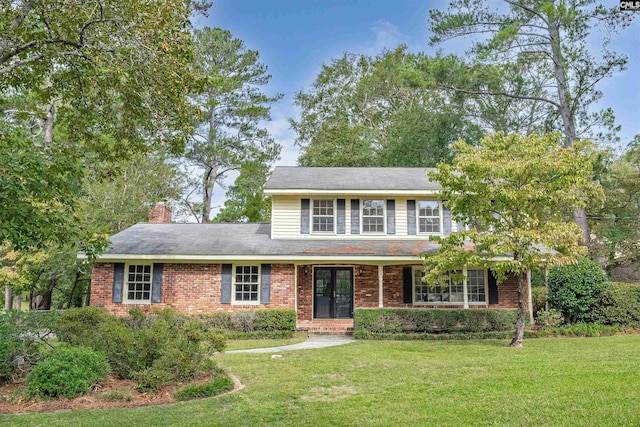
xmin=91 ymin=262 xmax=295 ymax=316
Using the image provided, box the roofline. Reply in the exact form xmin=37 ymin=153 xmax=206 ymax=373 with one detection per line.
xmin=83 ymin=254 xmax=513 ymax=263
xmin=264 ymin=189 xmax=441 ymax=196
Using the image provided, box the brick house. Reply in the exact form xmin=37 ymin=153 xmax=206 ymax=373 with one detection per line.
xmin=90 ymin=167 xmax=531 ymax=333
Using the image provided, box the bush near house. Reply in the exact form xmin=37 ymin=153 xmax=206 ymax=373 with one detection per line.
xmin=353 ymin=308 xmax=517 ymax=339
xmin=196 ymin=308 xmax=297 ymax=338
xmin=55 ymin=307 xmax=227 ymax=391
xmin=591 ymin=282 xmax=640 ymax=326
xmin=547 ymin=257 xmax=608 ymax=323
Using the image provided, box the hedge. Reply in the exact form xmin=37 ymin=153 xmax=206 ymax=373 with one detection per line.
xmin=354 ymin=308 xmax=518 ymax=337
xmin=195 ymin=309 xmax=296 ymax=338
xmin=590 ymin=282 xmax=640 ymax=327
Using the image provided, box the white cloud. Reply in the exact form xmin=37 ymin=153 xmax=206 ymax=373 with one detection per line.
xmin=370 ymin=21 xmax=406 ymax=52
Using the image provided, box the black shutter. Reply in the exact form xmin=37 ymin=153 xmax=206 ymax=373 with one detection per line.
xmin=221 ymin=264 xmax=232 ymax=304
xmin=151 ymin=263 xmax=163 ymax=303
xmin=403 ymin=267 xmax=413 ymax=304
xmin=260 ymin=264 xmax=271 ymax=304
xmin=488 ymin=270 xmax=499 ymax=304
xmin=300 ymin=199 xmax=310 ymax=234
xmin=386 ymin=200 xmax=396 ymax=235
xmin=112 ymin=263 xmax=125 ymax=303
xmin=443 ymin=205 xmax=452 ymax=235
xmin=351 ymin=199 xmax=360 ymax=234
xmin=337 ymin=199 xmax=346 ymax=234
xmin=407 ymin=200 xmax=416 ymax=235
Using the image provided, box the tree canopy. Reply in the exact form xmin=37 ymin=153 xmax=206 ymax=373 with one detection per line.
xmin=424 ymin=132 xmax=603 ymax=347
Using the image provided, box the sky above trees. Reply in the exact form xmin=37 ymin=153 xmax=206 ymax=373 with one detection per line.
xmin=203 ymin=0 xmax=640 ymax=216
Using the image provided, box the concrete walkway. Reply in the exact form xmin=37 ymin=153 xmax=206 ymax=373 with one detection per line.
xmin=226 ymin=334 xmax=355 ymax=354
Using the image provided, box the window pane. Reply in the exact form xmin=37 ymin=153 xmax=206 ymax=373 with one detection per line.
xmin=312 ymin=199 xmax=335 ymax=233
xmin=418 ymin=201 xmax=441 ymax=234
xmin=362 ymin=200 xmax=385 ymax=233
xmin=235 ymin=265 xmax=261 ymax=302
xmin=126 ymin=264 xmax=152 ymax=301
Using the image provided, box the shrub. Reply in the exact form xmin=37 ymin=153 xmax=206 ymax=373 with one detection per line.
xmin=231 ymin=311 xmax=257 ymax=332
xmin=173 ymin=375 xmax=235 ymax=401
xmin=100 ymin=388 xmax=133 ymax=402
xmin=531 ymin=287 xmax=547 ymax=316
xmin=590 ymin=282 xmax=640 ymax=326
xmin=354 ymin=308 xmax=518 ymax=336
xmin=26 ymin=346 xmax=109 ymax=399
xmin=132 ymin=367 xmax=172 ymax=392
xmin=547 ymin=257 xmax=608 ymax=323
xmin=255 ymin=309 xmax=297 ymax=332
xmin=535 ymin=309 xmax=563 ymax=327
xmin=0 ymin=310 xmax=57 ymax=384
xmin=194 ymin=309 xmax=296 ymax=338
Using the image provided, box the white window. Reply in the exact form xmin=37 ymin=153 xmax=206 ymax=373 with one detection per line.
xmin=234 ymin=265 xmax=260 ymax=303
xmin=467 ymin=269 xmax=486 ymax=303
xmin=413 ymin=268 xmax=487 ymax=305
xmin=312 ymin=199 xmax=335 ymax=233
xmin=418 ymin=200 xmax=441 ymax=234
xmin=126 ymin=264 xmax=152 ymax=303
xmin=362 ymin=199 xmax=385 ymax=233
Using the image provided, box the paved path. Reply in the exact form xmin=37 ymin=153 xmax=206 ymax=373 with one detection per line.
xmin=226 ymin=334 xmax=355 ymax=354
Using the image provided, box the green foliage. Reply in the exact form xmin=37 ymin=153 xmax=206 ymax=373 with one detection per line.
xmin=99 ymin=388 xmax=133 ymax=402
xmin=547 ymin=258 xmax=608 ymax=323
xmin=54 ymin=307 xmax=226 ymax=391
xmin=424 ymin=132 xmax=603 ymax=346
xmin=173 ymin=375 xmax=235 ymax=401
xmin=353 ymin=308 xmax=517 ymax=335
xmin=535 ymin=309 xmax=563 ymax=328
xmin=26 ymin=346 xmax=109 ymax=399
xmin=182 ymin=27 xmax=282 ymax=223
xmin=195 ymin=309 xmax=296 ymax=336
xmin=0 ymin=310 xmax=57 ymax=383
xmin=214 ymin=160 xmax=273 ymax=223
xmin=531 ymin=287 xmax=547 ymax=316
xmin=292 ymin=47 xmax=480 ymax=167
xmin=590 ymin=282 xmax=640 ymax=326
xmin=527 ymin=323 xmax=623 ymax=339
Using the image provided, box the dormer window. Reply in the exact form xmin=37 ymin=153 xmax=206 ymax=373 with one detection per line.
xmin=362 ymin=199 xmax=385 ymax=233
xmin=418 ymin=200 xmax=441 ymax=234
xmin=312 ymin=199 xmax=335 ymax=233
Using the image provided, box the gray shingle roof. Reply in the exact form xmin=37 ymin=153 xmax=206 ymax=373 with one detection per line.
xmin=103 ymin=223 xmax=439 ymax=257
xmin=264 ymin=167 xmax=442 ymax=191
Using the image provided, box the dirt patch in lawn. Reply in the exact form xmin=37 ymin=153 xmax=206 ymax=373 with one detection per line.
xmin=0 ymin=372 xmax=242 ymax=414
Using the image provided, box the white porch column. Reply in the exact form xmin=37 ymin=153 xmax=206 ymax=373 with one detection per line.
xmin=527 ymin=270 xmax=534 ymax=324
xmin=378 ymin=265 xmax=384 ymax=308
xmin=294 ymin=264 xmax=298 ymax=329
xmin=463 ymin=266 xmax=469 ymax=309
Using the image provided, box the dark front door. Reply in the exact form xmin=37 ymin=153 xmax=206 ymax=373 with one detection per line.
xmin=314 ymin=267 xmax=353 ymax=319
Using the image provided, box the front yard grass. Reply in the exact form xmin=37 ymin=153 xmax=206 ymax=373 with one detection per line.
xmin=224 ymin=332 xmax=308 ymax=351
xmin=4 ymin=335 xmax=640 ymax=426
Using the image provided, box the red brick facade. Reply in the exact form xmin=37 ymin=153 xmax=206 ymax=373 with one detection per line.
xmin=91 ymin=262 xmax=524 ymax=320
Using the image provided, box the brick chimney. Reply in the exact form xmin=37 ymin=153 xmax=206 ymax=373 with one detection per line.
xmin=149 ymin=202 xmax=172 ymax=223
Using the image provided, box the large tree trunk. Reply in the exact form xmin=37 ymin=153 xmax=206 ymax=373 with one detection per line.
xmin=12 ymin=294 xmax=22 ymax=310
xmin=547 ymin=19 xmax=591 ymax=245
xmin=201 ymin=165 xmax=218 ymax=223
xmin=4 ymin=286 xmax=12 ymax=310
xmin=510 ymin=272 xmax=527 ymax=348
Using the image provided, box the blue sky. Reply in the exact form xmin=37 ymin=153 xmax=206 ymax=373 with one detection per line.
xmin=199 ymin=1 xmax=640 ymax=212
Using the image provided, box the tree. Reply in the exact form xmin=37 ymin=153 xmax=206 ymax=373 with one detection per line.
xmin=291 ymin=47 xmax=482 ymax=167
xmin=182 ymin=27 xmax=281 ymax=223
xmin=429 ymin=0 xmax=635 ymax=244
xmin=214 ymin=160 xmax=272 ymax=223
xmin=1 ymin=0 xmax=209 ymax=251
xmin=589 ymin=136 xmax=640 ymax=274
xmin=423 ymin=132 xmax=602 ymax=347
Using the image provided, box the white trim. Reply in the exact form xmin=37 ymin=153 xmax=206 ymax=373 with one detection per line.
xmin=122 ymin=262 xmax=153 ymax=305
xmin=412 ymin=266 xmax=489 ymax=306
xmin=360 ymin=198 xmax=386 ymax=235
xmin=310 ymin=198 xmax=337 ymax=234
xmin=294 ymin=265 xmax=298 ymax=327
xmin=416 ymin=200 xmax=443 ymax=236
xmin=378 ymin=265 xmax=384 ymax=308
xmin=90 ymin=253 xmax=514 ymax=263
xmin=231 ymin=263 xmax=261 ymax=305
xmin=527 ymin=270 xmax=533 ymax=324
xmin=463 ymin=266 xmax=468 ymax=309
xmin=264 ymin=189 xmax=441 ymax=196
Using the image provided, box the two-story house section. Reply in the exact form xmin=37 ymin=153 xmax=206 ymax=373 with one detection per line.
xmin=89 ymin=167 xmax=527 ymax=333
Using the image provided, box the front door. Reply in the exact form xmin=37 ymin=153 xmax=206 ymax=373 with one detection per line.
xmin=314 ymin=267 xmax=353 ymax=319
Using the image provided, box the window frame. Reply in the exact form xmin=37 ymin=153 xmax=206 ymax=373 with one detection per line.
xmin=412 ymin=267 xmax=488 ymax=306
xmin=416 ymin=199 xmax=443 ymax=235
xmin=232 ymin=264 xmax=261 ymax=305
xmin=123 ymin=263 xmax=153 ymax=304
xmin=310 ymin=198 xmax=337 ymax=234
xmin=360 ymin=199 xmax=386 ymax=234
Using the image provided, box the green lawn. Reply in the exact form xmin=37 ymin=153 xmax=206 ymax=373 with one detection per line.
xmin=225 ymin=332 xmax=308 ymax=351
xmin=3 ymin=336 xmax=640 ymax=426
